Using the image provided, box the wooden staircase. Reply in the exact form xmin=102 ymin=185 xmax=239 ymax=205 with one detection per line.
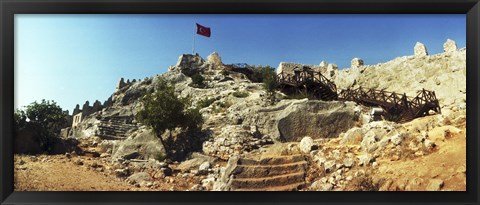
xmin=339 ymin=87 xmax=441 ymax=123
xmin=277 ymin=66 xmax=338 ymax=101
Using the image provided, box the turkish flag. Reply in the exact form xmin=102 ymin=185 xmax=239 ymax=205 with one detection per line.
xmin=196 ymin=23 xmax=211 ymax=37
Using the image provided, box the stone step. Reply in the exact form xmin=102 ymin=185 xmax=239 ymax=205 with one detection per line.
xmin=234 ymin=161 xmax=307 ymax=179
xmin=230 ymin=171 xmax=305 ymax=190
xmin=238 ymin=155 xmax=305 ymax=166
xmin=233 ymin=182 xmax=305 ymax=191
xmin=98 ymin=125 xmax=132 ymax=131
xmin=99 ymin=123 xmax=134 ymax=127
xmin=97 ymin=134 xmax=127 ymax=140
xmin=98 ymin=132 xmax=125 ymax=137
xmin=98 ymin=130 xmax=126 ymax=135
xmin=98 ymin=127 xmax=130 ymax=132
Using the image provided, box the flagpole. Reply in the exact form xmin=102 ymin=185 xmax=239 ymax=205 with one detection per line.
xmin=192 ymin=23 xmax=196 ymax=54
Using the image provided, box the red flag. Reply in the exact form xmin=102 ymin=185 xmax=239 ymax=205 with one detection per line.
xmin=196 ymin=23 xmax=211 ymax=37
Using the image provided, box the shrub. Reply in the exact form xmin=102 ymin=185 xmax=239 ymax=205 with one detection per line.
xmin=250 ymin=67 xmax=264 ymax=83
xmin=191 ymin=73 xmax=205 ymax=88
xmin=285 ymin=93 xmax=311 ymax=100
xmin=155 ymin=152 xmax=167 ymax=162
xmin=212 ymin=100 xmax=233 ymax=114
xmin=198 ymin=97 xmax=216 ymax=108
xmin=232 ymin=91 xmax=250 ymax=98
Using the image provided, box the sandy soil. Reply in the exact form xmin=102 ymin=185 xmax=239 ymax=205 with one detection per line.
xmin=15 ymin=155 xmax=136 ymax=191
xmin=374 ymin=126 xmax=466 ymax=191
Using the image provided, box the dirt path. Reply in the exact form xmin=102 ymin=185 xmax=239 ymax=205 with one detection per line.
xmin=14 ymin=155 xmax=138 ymax=191
xmin=374 ymin=127 xmax=466 ymax=191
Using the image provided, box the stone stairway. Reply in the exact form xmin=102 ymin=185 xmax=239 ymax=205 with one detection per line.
xmin=96 ymin=116 xmax=138 ymax=140
xmin=226 ymin=154 xmax=308 ymax=191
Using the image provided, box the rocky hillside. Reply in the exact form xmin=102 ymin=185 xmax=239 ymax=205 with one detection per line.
xmin=333 ymin=39 xmax=466 ymax=110
xmin=15 ymin=39 xmax=466 ymax=191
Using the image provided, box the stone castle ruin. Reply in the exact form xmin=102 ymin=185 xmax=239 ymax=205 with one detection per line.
xmin=43 ymin=38 xmax=466 ymax=192
xmin=66 ymin=38 xmax=459 ymax=139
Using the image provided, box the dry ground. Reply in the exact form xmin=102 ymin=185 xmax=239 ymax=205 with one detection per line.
xmin=14 ymin=121 xmax=466 ymax=191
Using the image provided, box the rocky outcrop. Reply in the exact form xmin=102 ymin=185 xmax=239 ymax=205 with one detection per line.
xmin=207 ymin=52 xmax=223 ymax=68
xmin=340 ymin=121 xmax=401 ymax=152
xmin=174 ymin=53 xmax=207 ymax=76
xmin=202 ymin=125 xmax=274 ymax=160
xmin=326 ymin=63 xmax=338 ymax=78
xmin=334 ymin=44 xmax=466 ymax=109
xmin=351 ymin=58 xmax=364 ymax=68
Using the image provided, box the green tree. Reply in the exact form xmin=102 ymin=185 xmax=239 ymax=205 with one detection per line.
xmin=14 ymin=109 xmax=27 ymax=129
xmin=136 ymin=77 xmax=203 ymax=158
xmin=261 ymin=65 xmax=278 ymax=104
xmin=15 ymin=99 xmax=68 ymax=151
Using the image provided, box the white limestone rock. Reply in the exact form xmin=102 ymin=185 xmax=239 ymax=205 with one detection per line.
xmin=443 ymin=39 xmax=457 ymax=53
xmin=414 ymin=42 xmax=428 ymax=56
xmin=207 ymin=52 xmax=223 ymax=67
xmin=299 ymin=136 xmax=315 ymax=154
xmin=351 ymin=58 xmax=364 ymax=68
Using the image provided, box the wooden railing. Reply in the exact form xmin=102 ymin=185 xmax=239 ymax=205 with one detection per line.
xmin=338 ymin=87 xmax=441 ymax=122
xmin=276 ymin=70 xmax=337 ymax=94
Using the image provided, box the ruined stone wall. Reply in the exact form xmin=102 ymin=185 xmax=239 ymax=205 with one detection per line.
xmin=276 ymin=61 xmax=338 ymax=78
xmin=276 ymin=62 xmax=325 ymax=75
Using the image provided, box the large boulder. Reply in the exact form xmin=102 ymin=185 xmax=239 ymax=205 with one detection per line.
xmin=112 ymin=127 xmax=166 ymax=160
xmin=126 ymin=172 xmax=153 ymax=187
xmin=276 ymin=100 xmax=360 ymax=141
xmin=299 ymin=136 xmax=315 ymax=153
xmin=176 ymin=158 xmax=209 ymax=173
xmin=244 ymin=99 xmax=361 ymax=142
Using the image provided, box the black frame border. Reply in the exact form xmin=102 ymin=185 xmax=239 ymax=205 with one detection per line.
xmin=1 ymin=0 xmax=479 ymax=205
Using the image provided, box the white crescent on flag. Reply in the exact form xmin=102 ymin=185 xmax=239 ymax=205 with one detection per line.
xmin=196 ymin=23 xmax=211 ymax=37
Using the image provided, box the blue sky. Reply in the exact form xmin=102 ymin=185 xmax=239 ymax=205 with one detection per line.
xmin=14 ymin=14 xmax=466 ymax=114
